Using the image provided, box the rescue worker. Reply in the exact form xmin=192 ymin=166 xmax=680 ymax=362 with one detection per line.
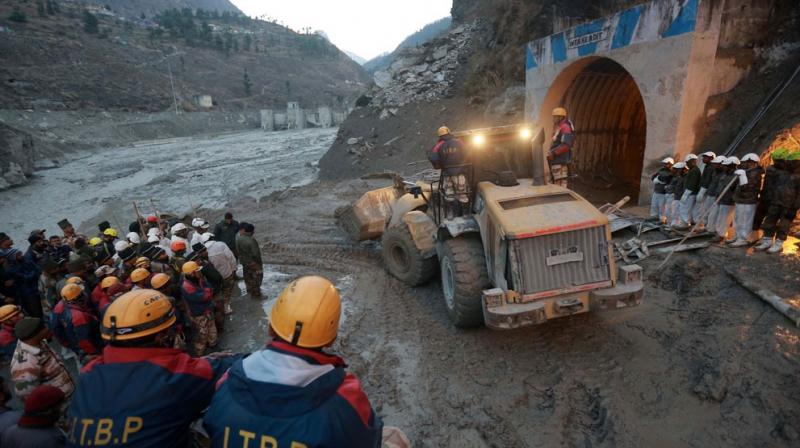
xmin=67 ymin=289 xmax=240 ymax=447
xmin=100 ymin=228 xmax=118 ymax=258
xmin=170 ymin=240 xmax=188 ymax=278
xmin=0 ymin=385 xmax=66 ymax=448
xmin=755 ymin=149 xmax=799 ymax=254
xmin=58 ymin=218 xmax=85 ymax=249
xmin=25 ymin=231 xmax=49 ymax=268
xmin=151 ymin=273 xmax=188 ymax=349
xmin=729 ymin=153 xmax=764 ymax=247
xmin=38 ymin=258 xmax=64 ymax=315
xmin=203 ymin=233 xmax=237 ymax=317
xmin=0 ymin=305 xmax=23 ymax=363
xmin=429 ymin=126 xmax=470 ymax=217
xmin=693 ymin=151 xmax=717 ymax=226
xmin=755 ymin=148 xmax=785 ymax=231
xmin=51 ymin=283 xmax=103 ymax=364
xmin=180 ymin=261 xmax=217 ymax=356
xmin=667 ymin=162 xmax=687 ymax=229
xmin=213 ymin=212 xmax=240 ymax=258
xmin=204 ymin=276 xmax=385 ymax=448
xmin=129 ymin=267 xmax=151 ymax=290
xmin=10 ymin=317 xmax=75 ymax=403
xmin=0 ymin=377 xmax=21 ymax=435
xmin=677 ymin=154 xmax=701 ymax=229
xmin=47 ymin=235 xmax=72 ymax=262
xmin=190 ymin=218 xmax=210 ymax=248
xmin=2 ymin=235 xmax=43 ymax=318
xmin=714 ymin=157 xmax=740 ymax=242
xmin=91 ymin=276 xmax=121 ymax=316
xmin=171 ymin=223 xmax=192 ymax=257
xmin=702 ymin=155 xmax=727 ymax=229
xmin=116 ymin=246 xmax=138 ymax=283
xmin=236 ymin=222 xmax=263 ymax=299
xmin=650 ymin=157 xmax=674 ymax=222
xmin=547 ymin=107 xmax=575 ymax=188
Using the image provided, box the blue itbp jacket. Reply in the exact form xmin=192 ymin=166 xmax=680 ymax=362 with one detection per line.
xmin=204 ymin=341 xmax=383 ymax=448
xmin=66 ymin=346 xmax=240 ymax=448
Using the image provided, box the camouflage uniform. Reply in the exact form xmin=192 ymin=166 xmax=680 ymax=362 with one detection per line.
xmin=236 ymin=233 xmax=263 ymax=298
xmin=189 ymin=313 xmax=217 ymax=356
xmin=10 ymin=340 xmax=75 ymax=403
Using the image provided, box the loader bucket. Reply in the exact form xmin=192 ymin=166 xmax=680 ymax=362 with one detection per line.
xmin=337 ymin=186 xmax=401 ymax=241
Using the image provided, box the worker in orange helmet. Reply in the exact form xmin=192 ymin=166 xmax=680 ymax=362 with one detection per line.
xmin=548 ymin=107 xmax=575 ymax=187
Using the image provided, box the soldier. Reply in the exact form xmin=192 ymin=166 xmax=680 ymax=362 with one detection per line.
xmin=180 ymin=261 xmax=217 ymax=356
xmin=10 ymin=317 xmax=75 ymax=403
xmin=236 ymin=222 xmax=263 ymax=299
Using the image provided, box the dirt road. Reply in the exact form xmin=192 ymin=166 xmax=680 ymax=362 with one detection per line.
xmin=229 ymin=178 xmax=800 ymax=448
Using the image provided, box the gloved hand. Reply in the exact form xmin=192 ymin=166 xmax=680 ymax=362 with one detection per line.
xmin=735 ymin=169 xmax=748 ymax=186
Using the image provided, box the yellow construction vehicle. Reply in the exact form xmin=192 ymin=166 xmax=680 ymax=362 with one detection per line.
xmin=339 ymin=125 xmax=643 ymax=329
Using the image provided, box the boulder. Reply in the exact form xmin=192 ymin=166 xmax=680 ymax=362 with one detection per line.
xmin=433 ymin=46 xmax=449 ymax=60
xmin=2 ymin=162 xmax=28 ymax=187
xmin=373 ymin=71 xmax=392 ymax=89
xmin=347 ymin=137 xmax=360 ymax=145
xmin=484 ymin=85 xmax=526 ymax=118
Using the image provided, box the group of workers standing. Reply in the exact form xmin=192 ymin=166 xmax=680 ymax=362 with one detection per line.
xmin=0 ymin=211 xmax=406 ymax=447
xmin=650 ymin=147 xmax=799 ymax=253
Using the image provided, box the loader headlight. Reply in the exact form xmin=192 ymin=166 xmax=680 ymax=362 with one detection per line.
xmin=472 ymin=134 xmax=485 ymax=147
xmin=519 ymin=128 xmax=532 ymax=139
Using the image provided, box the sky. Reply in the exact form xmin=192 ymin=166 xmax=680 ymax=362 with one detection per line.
xmin=230 ymin=0 xmax=452 ymax=60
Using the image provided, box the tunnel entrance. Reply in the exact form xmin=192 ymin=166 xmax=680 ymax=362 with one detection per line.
xmin=545 ymin=57 xmax=647 ymax=204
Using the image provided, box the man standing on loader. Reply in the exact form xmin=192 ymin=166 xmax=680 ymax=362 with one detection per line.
xmin=429 ymin=126 xmax=469 ymax=218
xmin=548 ymin=107 xmax=575 ymax=187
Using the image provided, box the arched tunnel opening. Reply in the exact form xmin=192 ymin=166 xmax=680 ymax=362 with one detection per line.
xmin=551 ymin=58 xmax=647 ymax=203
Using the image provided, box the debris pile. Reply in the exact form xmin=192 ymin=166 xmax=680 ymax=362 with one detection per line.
xmin=369 ymin=22 xmax=480 ymax=117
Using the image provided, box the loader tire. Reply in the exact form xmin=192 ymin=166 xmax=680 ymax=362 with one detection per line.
xmin=439 ymin=236 xmax=490 ymax=328
xmin=382 ymin=225 xmax=437 ymax=286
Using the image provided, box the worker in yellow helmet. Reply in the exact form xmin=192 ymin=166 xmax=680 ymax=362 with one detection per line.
xmin=0 ymin=305 xmax=24 ymax=362
xmin=180 ymin=261 xmax=217 ymax=356
xmin=429 ymin=125 xmax=470 ymax=217
xmin=67 ymin=290 xmax=241 ymax=446
xmin=548 ymin=107 xmax=575 ymax=187
xmin=203 ymin=276 xmax=395 ymax=448
xmin=51 ymin=283 xmax=102 ymax=364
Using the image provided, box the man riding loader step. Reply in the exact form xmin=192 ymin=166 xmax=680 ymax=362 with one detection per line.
xmin=341 ymin=124 xmax=644 ymax=330
xmin=548 ymin=107 xmax=575 ymax=188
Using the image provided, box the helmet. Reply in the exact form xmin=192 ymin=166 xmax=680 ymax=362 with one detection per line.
xmin=270 ymin=276 xmax=341 ymax=348
xmin=711 ymin=155 xmax=726 ymax=164
xmin=552 ymin=107 xmax=567 ymax=117
xmin=151 ymin=273 xmax=171 ymax=290
xmin=672 ymin=162 xmax=686 ymax=170
xmin=684 ymin=154 xmax=698 ymax=162
xmin=130 ymin=268 xmax=150 ymax=283
xmin=61 ymin=283 xmax=84 ymax=302
xmin=741 ymin=153 xmax=760 ymax=163
xmin=722 ymin=156 xmax=740 ymax=165
xmin=661 ymin=157 xmax=675 ymax=164
xmin=146 ymin=215 xmax=159 ymax=224
xmin=100 ymin=276 xmax=120 ymax=289
xmin=114 ymin=240 xmax=131 ymax=252
xmin=0 ymin=305 xmax=22 ymax=323
xmin=171 ymin=223 xmax=188 ymax=234
xmin=103 ymin=228 xmax=118 ymax=238
xmin=89 ymin=237 xmax=102 ymax=247
xmin=65 ymin=277 xmax=83 ymax=285
xmin=135 ymin=257 xmax=150 ymax=269
xmin=437 ymin=126 xmax=450 ymax=137
xmin=182 ymin=261 xmax=201 ymax=275
xmin=701 ymin=151 xmax=716 ymax=158
xmin=101 ymin=289 xmax=176 ymax=341
xmin=126 ymin=232 xmax=141 ymax=244
xmin=170 ymin=240 xmax=186 ymax=252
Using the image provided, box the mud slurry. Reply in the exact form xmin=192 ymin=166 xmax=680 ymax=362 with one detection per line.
xmin=223 ymin=178 xmax=800 ymax=448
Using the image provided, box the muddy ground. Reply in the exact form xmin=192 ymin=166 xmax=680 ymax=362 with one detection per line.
xmin=2 ymin=129 xmax=799 ymax=447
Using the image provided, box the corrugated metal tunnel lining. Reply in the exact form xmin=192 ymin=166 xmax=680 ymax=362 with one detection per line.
xmin=561 ymin=58 xmax=647 ymax=202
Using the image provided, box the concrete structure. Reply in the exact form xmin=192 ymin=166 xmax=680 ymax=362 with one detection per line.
xmin=260 ymin=103 xmax=349 ymax=131
xmin=525 ymin=0 xmax=725 ymax=203
xmin=192 ymin=95 xmax=213 ymax=109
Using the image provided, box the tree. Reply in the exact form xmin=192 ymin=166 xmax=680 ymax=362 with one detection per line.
xmin=140 ymin=12 xmax=146 ymax=20
xmin=46 ymin=0 xmax=59 ymax=15
xmin=8 ymin=7 xmax=27 ymax=23
xmin=243 ymin=69 xmax=252 ymax=96
xmin=83 ymin=10 xmax=99 ymax=34
xmin=243 ymin=34 xmax=252 ymax=51
xmin=37 ymin=1 xmax=46 ymax=17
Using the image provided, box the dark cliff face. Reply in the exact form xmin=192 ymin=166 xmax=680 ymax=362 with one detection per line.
xmin=82 ymin=0 xmax=242 ymax=19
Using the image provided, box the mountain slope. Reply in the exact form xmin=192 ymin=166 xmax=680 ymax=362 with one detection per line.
xmin=0 ymin=0 xmax=369 ymax=111
xmin=363 ymin=16 xmax=452 ymax=74
xmin=84 ymin=0 xmax=241 ymax=19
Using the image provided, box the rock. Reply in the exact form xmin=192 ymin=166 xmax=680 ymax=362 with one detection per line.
xmin=2 ymin=162 xmax=28 ymax=186
xmin=434 ymin=73 xmax=446 ymax=83
xmin=411 ymin=64 xmax=429 ymax=74
xmin=379 ymin=109 xmax=391 ymax=120
xmin=373 ymin=71 xmax=392 ymax=89
xmin=346 ymin=137 xmax=360 ymax=145
xmin=446 ymin=428 xmax=488 ymax=448
xmin=389 ymin=57 xmax=417 ymax=74
xmin=433 ymin=46 xmax=449 ymax=60
xmin=484 ymin=85 xmax=526 ymax=118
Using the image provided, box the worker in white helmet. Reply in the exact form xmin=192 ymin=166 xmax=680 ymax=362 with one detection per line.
xmin=701 ymin=155 xmax=726 ymax=229
xmin=649 ymin=157 xmax=675 ymax=222
xmin=713 ymin=157 xmax=740 ymax=241
xmin=170 ymin=222 xmax=192 ymax=256
xmin=728 ymin=153 xmax=764 ymax=247
xmin=692 ymin=151 xmax=717 ymax=224
xmin=676 ymin=154 xmax=701 ymax=229
xmin=666 ymin=162 xmax=687 ymax=229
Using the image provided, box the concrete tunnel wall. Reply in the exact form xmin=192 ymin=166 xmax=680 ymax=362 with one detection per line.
xmin=525 ymin=0 xmax=724 ymax=204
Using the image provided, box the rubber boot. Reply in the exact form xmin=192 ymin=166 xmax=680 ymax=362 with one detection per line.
xmin=767 ymin=239 xmax=784 ymax=254
xmin=754 ymin=237 xmax=773 ymax=251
